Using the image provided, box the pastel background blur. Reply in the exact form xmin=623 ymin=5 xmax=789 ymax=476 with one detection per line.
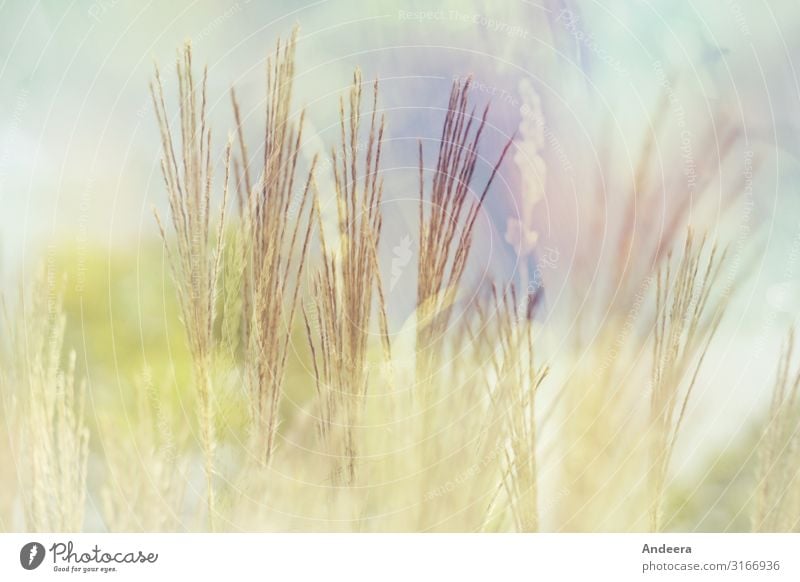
xmin=1 ymin=0 xmax=799 ymax=531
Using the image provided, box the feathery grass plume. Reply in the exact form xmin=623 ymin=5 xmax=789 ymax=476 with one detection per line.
xmin=552 ymin=326 xmax=652 ymax=532
xmin=752 ymin=329 xmax=800 ymax=532
xmin=351 ymin=310 xmax=506 ymax=532
xmin=231 ymin=27 xmax=319 ymax=466
xmin=585 ymin=91 xmax=742 ymax=317
xmin=648 ymin=230 xmax=728 ymax=532
xmin=101 ymin=370 xmax=188 ymax=532
xmin=17 ymin=280 xmax=89 ymax=532
xmin=472 ymin=284 xmax=548 ymax=531
xmin=0 ymin=416 xmax=12 ymax=531
xmin=150 ymin=43 xmax=231 ymax=529
xmin=382 ymin=386 xmax=508 ymax=532
xmin=406 ymin=78 xmax=513 ymax=529
xmin=0 ymin=302 xmax=16 ymax=531
xmin=551 ymin=89 xmax=744 ymax=532
xmin=219 ymin=223 xmax=247 ymax=361
xmin=304 ymin=68 xmax=387 ymax=487
xmin=415 ymin=76 xmax=514 ymax=396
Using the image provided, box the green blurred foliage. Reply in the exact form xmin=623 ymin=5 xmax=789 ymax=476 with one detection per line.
xmin=664 ymin=426 xmax=761 ymax=532
xmin=53 ymin=236 xmax=317 ymax=443
xmin=55 ymin=240 xmax=193 ymax=428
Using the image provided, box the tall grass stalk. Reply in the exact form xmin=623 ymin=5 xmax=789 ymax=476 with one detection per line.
xmin=17 ymin=284 xmax=89 ymax=532
xmin=304 ymin=69 xmax=388 ymax=487
xmin=752 ymin=330 xmax=800 ymax=532
xmin=231 ymin=27 xmax=318 ymax=466
xmin=0 ymin=302 xmax=15 ymax=531
xmin=649 ymin=230 xmax=727 ymax=531
xmin=415 ymin=76 xmax=513 ymax=398
xmin=474 ymin=284 xmax=548 ymax=531
xmin=101 ymin=370 xmax=188 ymax=531
xmin=151 ymin=44 xmax=231 ymax=529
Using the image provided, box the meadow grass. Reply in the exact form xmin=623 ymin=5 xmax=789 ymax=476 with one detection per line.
xmin=151 ymin=43 xmax=231 ymax=529
xmin=13 ymin=278 xmax=89 ymax=532
xmin=231 ymin=27 xmax=318 ymax=468
xmin=752 ymin=330 xmax=800 ymax=532
xmin=0 ymin=27 xmax=794 ymax=534
xmin=303 ymin=68 xmax=387 ymax=488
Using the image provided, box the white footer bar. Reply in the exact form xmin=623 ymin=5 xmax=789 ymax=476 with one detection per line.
xmin=1 ymin=533 xmax=797 ymax=581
